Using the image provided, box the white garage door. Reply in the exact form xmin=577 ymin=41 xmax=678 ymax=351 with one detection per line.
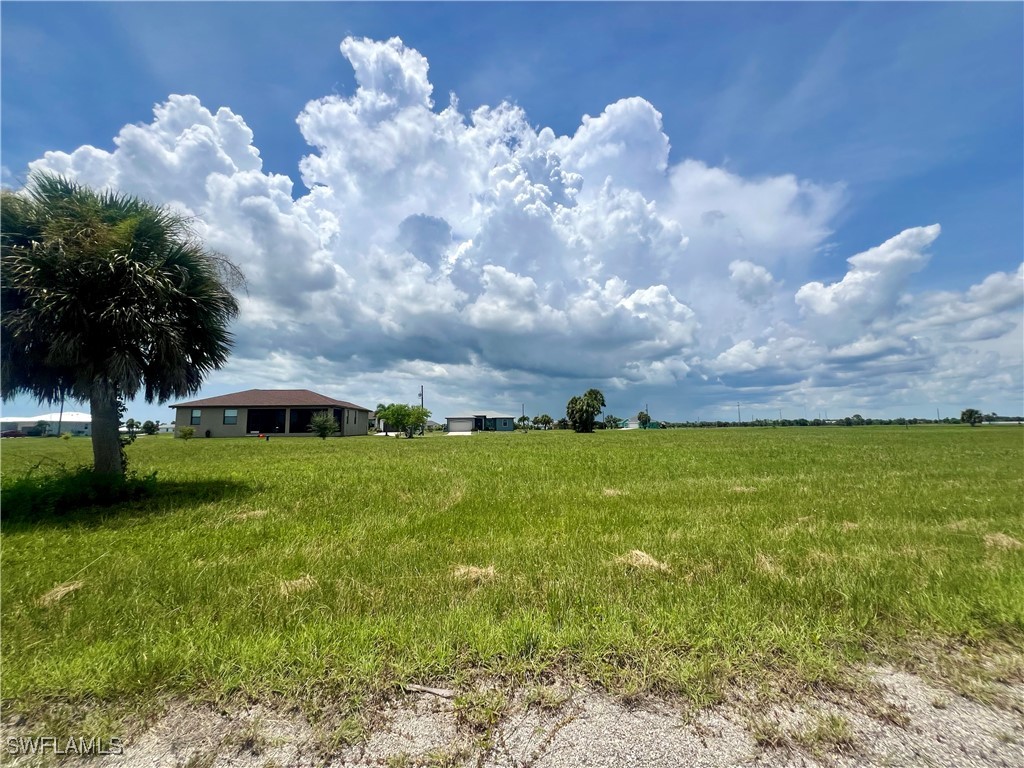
xmin=447 ymin=418 xmax=474 ymax=432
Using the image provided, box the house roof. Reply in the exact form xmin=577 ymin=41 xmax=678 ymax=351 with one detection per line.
xmin=171 ymin=389 xmax=370 ymax=411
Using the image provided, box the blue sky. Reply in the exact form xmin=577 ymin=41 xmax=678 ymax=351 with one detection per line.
xmin=3 ymin=2 xmax=1022 ymax=425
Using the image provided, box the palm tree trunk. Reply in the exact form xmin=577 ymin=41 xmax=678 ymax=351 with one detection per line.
xmin=90 ymin=383 xmax=123 ymax=476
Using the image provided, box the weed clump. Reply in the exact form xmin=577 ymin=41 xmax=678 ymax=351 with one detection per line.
xmin=453 ymin=565 xmax=496 ymax=585
xmin=615 ymin=550 xmax=671 ymax=574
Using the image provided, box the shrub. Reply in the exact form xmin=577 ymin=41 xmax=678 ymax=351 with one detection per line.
xmin=178 ymin=426 xmax=195 ymax=440
xmin=308 ymin=410 xmax=339 ymax=439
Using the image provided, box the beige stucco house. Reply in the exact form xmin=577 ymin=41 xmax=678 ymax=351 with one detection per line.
xmin=170 ymin=389 xmax=370 ymax=438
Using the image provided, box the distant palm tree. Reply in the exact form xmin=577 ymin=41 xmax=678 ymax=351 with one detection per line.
xmin=960 ymin=408 xmax=983 ymax=427
xmin=566 ymin=388 xmax=605 ymax=433
xmin=2 ymin=172 xmax=242 ymax=475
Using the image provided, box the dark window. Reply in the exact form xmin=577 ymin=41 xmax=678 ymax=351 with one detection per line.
xmin=289 ymin=408 xmax=315 ymax=434
xmin=223 ymin=409 xmax=238 ymax=425
xmin=190 ymin=409 xmax=201 ymax=426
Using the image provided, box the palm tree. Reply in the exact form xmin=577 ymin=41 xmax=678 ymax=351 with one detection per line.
xmin=566 ymin=388 xmax=606 ymax=433
xmin=2 ymin=172 xmax=242 ymax=475
xmin=375 ymin=403 xmax=390 ymax=434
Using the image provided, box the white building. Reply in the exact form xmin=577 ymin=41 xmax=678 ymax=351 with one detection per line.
xmin=0 ymin=411 xmax=92 ymax=436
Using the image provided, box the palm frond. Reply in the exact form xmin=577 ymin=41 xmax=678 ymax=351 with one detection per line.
xmin=2 ymin=171 xmax=244 ymax=406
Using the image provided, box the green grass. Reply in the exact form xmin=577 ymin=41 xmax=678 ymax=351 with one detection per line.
xmin=2 ymin=427 xmax=1022 ymax=716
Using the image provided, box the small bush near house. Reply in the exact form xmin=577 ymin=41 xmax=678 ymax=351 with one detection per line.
xmin=178 ymin=426 xmax=195 ymax=440
xmin=309 ymin=410 xmax=339 ymax=439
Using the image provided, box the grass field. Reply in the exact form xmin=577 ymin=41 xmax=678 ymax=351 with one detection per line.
xmin=2 ymin=427 xmax=1022 ymax=723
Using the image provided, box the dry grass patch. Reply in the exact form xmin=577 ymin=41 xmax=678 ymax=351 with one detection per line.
xmin=614 ymin=550 xmax=671 ymax=574
xmin=779 ymin=515 xmax=817 ymax=537
xmin=279 ymin=575 xmax=317 ymax=597
xmin=601 ymin=487 xmax=623 ymax=497
xmin=38 ymin=580 xmax=83 ymax=606
xmin=840 ymin=521 xmax=860 ymax=532
xmin=452 ymin=565 xmax=496 ymax=585
xmin=439 ymin=482 xmax=466 ymax=510
xmin=731 ymin=485 xmax=757 ymax=493
xmin=984 ymin=533 xmax=1023 ymax=551
xmin=808 ymin=549 xmax=839 ymax=565
xmin=945 ymin=518 xmax=975 ymax=531
xmin=755 ymin=553 xmax=783 ymax=576
xmin=235 ymin=508 xmax=269 ymax=521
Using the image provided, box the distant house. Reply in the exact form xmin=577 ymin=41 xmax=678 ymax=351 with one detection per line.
xmin=446 ymin=415 xmax=516 ymax=433
xmin=170 ymin=389 xmax=370 ymax=437
xmin=623 ymin=418 xmax=659 ymax=430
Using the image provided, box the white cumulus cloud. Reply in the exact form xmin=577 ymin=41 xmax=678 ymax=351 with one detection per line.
xmin=729 ymin=260 xmax=778 ymax=305
xmin=23 ymin=36 xmax=1023 ymax=419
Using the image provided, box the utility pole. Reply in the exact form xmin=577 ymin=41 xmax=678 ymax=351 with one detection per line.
xmin=778 ymin=408 xmax=783 ymax=423
xmin=737 ymin=402 xmax=741 ymax=424
xmin=417 ymin=385 xmax=424 ymax=435
xmin=936 ymin=408 xmax=940 ymax=422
